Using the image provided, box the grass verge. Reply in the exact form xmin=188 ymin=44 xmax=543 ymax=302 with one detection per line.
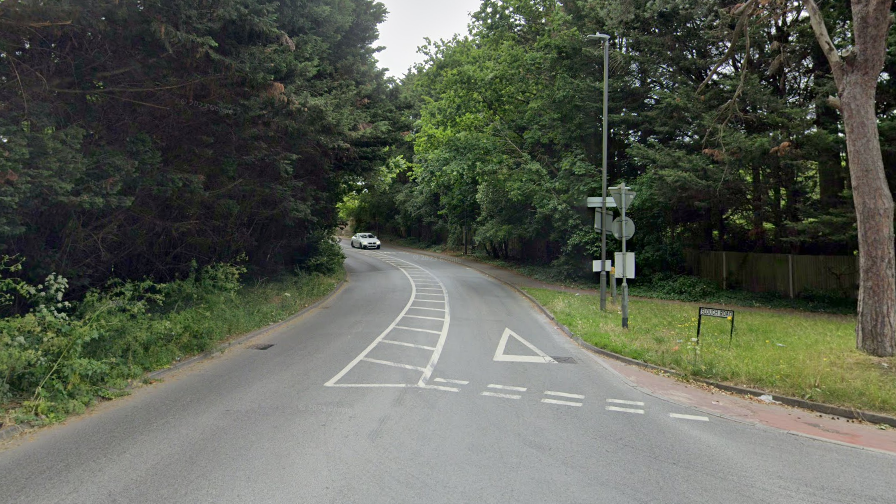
xmin=1 ymin=266 xmax=343 ymax=428
xmin=524 ymin=288 xmax=896 ymax=416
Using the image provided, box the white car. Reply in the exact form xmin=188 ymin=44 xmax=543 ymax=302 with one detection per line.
xmin=350 ymin=233 xmax=381 ymax=249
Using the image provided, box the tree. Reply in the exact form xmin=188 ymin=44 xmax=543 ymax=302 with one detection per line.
xmin=804 ymin=0 xmax=895 ymax=356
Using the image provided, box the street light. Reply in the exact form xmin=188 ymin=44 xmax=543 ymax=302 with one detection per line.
xmin=586 ymin=33 xmax=610 ymax=311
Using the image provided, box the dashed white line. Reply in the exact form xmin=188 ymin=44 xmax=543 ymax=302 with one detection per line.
xmin=434 ymin=378 xmax=469 ymax=385
xmin=413 ymin=299 xmax=445 ymax=304
xmin=542 ymin=399 xmax=582 ymax=407
xmin=545 ymin=391 xmax=585 ymax=400
xmin=606 ymin=399 xmax=645 ymax=406
xmin=605 ymin=406 xmax=645 ymax=414
xmin=481 ymin=391 xmax=521 ymax=400
xmin=361 ymin=357 xmax=426 ymax=372
xmin=408 ymin=306 xmax=445 ymax=312
xmin=669 ymin=413 xmax=709 ymax=422
xmin=487 ymin=384 xmax=527 ymax=392
xmin=381 ymin=339 xmax=436 ymax=351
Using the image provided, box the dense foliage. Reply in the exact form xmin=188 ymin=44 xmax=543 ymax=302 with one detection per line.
xmin=0 ymin=0 xmax=395 ymax=296
xmin=345 ymin=0 xmax=896 ymax=279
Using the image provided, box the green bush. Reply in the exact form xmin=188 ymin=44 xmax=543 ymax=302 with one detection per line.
xmin=1 ymin=256 xmax=338 ymax=426
xmin=299 ymin=232 xmax=345 ymax=275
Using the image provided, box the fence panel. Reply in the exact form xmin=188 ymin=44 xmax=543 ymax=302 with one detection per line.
xmin=684 ymin=250 xmax=859 ymax=298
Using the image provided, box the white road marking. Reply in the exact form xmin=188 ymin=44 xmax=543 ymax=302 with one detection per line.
xmin=413 ymin=299 xmax=445 ymax=304
xmin=420 ymin=384 xmax=459 ymax=393
xmin=606 ymin=399 xmax=644 ymax=406
xmin=401 ymin=314 xmax=445 ymax=321
xmin=382 ymin=339 xmax=436 ymax=351
xmin=361 ymin=358 xmax=426 ymax=372
xmin=487 ymin=384 xmax=527 ymax=392
xmin=669 ymin=413 xmax=709 ymax=422
xmin=415 ymin=292 xmax=444 ymax=297
xmin=541 ymin=398 xmax=583 ymax=407
xmin=605 ymin=406 xmax=645 ymax=414
xmin=393 ymin=326 xmax=441 ymax=334
xmin=434 ymin=378 xmax=469 ymax=385
xmin=545 ymin=391 xmax=585 ymax=400
xmin=493 ymin=327 xmax=558 ymax=363
xmin=481 ymin=391 xmax=521 ymax=400
xmin=326 ymin=252 xmax=451 ymax=389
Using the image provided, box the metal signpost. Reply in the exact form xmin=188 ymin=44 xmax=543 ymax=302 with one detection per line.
xmin=697 ymin=307 xmax=736 ymax=347
xmin=586 ymin=32 xmax=610 ymax=311
xmin=610 ymin=182 xmax=635 ymax=328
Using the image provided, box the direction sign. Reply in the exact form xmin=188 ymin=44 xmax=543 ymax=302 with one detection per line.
xmin=586 ymin=196 xmax=617 ymax=208
xmin=611 ymin=216 xmax=635 ymax=240
xmin=594 ymin=209 xmax=614 ymax=232
xmin=592 ymin=259 xmax=612 ymax=272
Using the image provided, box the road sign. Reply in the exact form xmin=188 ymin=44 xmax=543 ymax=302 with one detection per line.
xmin=614 ymin=252 xmax=635 ymax=279
xmin=586 ymin=196 xmax=617 ymax=208
xmin=608 ymin=187 xmax=636 ymax=206
xmin=592 ymin=259 xmax=612 ymax=272
xmin=612 ymin=216 xmax=635 ymax=240
xmin=594 ymin=209 xmax=614 ymax=232
xmin=697 ymin=307 xmax=735 ymax=347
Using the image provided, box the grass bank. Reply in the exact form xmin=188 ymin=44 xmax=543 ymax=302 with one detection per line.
xmin=525 ymin=288 xmax=895 ymax=416
xmin=1 ymin=263 xmax=343 ymax=428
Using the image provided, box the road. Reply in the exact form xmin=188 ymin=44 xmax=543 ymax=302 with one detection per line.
xmin=1 ymin=246 xmax=894 ymax=503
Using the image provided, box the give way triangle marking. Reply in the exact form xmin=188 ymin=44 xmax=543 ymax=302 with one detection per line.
xmin=493 ymin=328 xmax=557 ymax=363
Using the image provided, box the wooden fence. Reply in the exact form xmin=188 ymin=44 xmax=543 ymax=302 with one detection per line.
xmin=683 ymin=250 xmax=859 ymax=298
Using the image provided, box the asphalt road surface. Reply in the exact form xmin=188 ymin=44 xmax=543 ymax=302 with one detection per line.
xmin=1 ymin=246 xmax=894 ymax=503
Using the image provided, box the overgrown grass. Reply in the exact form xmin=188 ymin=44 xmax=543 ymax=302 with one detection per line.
xmin=1 ymin=262 xmax=343 ymax=428
xmin=525 ymin=288 xmax=896 ymax=416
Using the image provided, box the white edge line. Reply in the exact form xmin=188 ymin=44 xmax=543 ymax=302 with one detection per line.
xmin=545 ymin=391 xmax=585 ymax=399
xmin=481 ymin=391 xmax=521 ymax=400
xmin=670 ymin=413 xmax=710 ymax=422
xmin=487 ymin=384 xmax=527 ymax=392
xmin=541 ymin=398 xmax=582 ymax=407
xmin=605 ymin=406 xmax=645 ymax=414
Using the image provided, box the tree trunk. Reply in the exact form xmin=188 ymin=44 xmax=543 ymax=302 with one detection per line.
xmin=841 ymin=83 xmax=896 ymax=356
xmin=804 ymin=0 xmax=896 ymax=356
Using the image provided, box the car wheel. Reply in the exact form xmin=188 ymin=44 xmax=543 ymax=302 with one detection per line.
xmin=376 ymin=245 xmax=381 ymax=249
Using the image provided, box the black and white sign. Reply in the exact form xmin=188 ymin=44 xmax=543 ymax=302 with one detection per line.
xmin=699 ymin=307 xmax=734 ymax=319
xmin=696 ymin=307 xmax=735 ymax=346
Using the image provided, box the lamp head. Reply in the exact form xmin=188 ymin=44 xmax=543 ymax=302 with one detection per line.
xmin=585 ymin=33 xmax=610 ymax=41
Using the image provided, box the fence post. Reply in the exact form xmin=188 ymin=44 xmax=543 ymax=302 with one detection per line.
xmin=788 ymin=254 xmax=794 ymax=299
xmin=722 ymin=251 xmax=727 ymax=290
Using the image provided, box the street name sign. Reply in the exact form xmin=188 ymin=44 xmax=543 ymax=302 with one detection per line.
xmin=696 ymin=307 xmax=735 ymax=347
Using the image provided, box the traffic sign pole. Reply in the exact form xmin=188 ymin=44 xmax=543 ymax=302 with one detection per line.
xmin=620 ymin=182 xmax=629 ymax=328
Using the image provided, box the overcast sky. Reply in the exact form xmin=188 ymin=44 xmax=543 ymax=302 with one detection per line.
xmin=375 ymin=0 xmax=482 ymax=79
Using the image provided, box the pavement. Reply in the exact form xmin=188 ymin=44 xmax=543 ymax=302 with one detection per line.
xmin=0 ymin=243 xmax=894 ymax=503
xmin=383 ymin=241 xmax=896 ymax=455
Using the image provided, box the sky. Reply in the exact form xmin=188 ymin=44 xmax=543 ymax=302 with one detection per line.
xmin=375 ymin=0 xmax=482 ymax=79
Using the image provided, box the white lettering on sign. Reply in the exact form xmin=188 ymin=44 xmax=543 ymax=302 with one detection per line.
xmin=699 ymin=308 xmax=734 ymax=318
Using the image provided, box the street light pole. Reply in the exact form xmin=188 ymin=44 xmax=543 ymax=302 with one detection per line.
xmin=586 ymin=33 xmax=610 ymax=311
